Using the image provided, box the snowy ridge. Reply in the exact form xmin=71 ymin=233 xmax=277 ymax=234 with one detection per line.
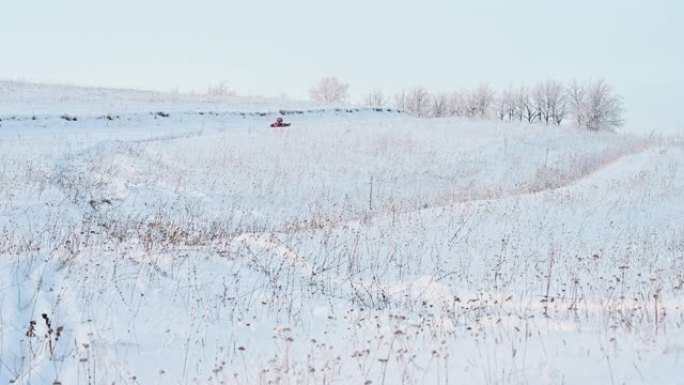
xmin=0 ymin=80 xmax=317 ymax=115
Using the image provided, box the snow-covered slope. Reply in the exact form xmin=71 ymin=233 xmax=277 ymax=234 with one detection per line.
xmin=1 ymin=83 xmax=683 ymax=385
xmin=0 ymin=80 xmax=326 ymax=115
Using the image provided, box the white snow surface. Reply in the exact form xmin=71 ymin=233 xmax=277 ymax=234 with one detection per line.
xmin=1 ymin=82 xmax=683 ymax=385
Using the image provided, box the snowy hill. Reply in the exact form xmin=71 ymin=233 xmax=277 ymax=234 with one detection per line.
xmin=1 ymin=82 xmax=683 ymax=385
xmin=0 ymin=80 xmax=336 ymax=115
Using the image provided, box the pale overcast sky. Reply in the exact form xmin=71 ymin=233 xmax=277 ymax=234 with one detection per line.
xmin=1 ymin=0 xmax=682 ymax=134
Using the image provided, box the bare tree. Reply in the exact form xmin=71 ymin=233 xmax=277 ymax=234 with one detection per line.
xmin=518 ymin=86 xmax=538 ymax=123
xmin=363 ymin=88 xmax=387 ymax=106
xmin=567 ymin=79 xmax=587 ymax=128
xmin=552 ymin=101 xmax=567 ymax=125
xmin=447 ymin=91 xmax=466 ymax=117
xmin=309 ymin=77 xmax=350 ymax=103
xmin=545 ymin=80 xmax=567 ymax=125
xmin=462 ymin=89 xmax=480 ymax=118
xmin=206 ymin=81 xmax=235 ymax=97
xmin=466 ymin=99 xmax=480 ymax=117
xmin=496 ymin=86 xmax=518 ymax=121
xmin=532 ymin=82 xmax=550 ymax=124
xmin=567 ymin=79 xmax=622 ymax=130
xmin=406 ymin=87 xmax=431 ymax=117
xmin=430 ymin=92 xmax=449 ymax=118
xmin=394 ymin=89 xmax=409 ymax=111
xmin=514 ymin=87 xmax=526 ymax=121
xmin=470 ymin=84 xmax=494 ymax=118
xmin=495 ymin=93 xmax=508 ymax=121
xmin=585 ymin=79 xmax=623 ymax=130
xmin=533 ymin=80 xmax=566 ymax=125
xmin=501 ymin=86 xmax=518 ymax=121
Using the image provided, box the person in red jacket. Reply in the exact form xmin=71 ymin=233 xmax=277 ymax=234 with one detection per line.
xmin=270 ymin=116 xmax=290 ymax=127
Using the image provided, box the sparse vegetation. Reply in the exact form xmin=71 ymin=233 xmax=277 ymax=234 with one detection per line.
xmin=0 ymin=85 xmax=680 ymax=385
xmin=309 ymin=77 xmax=350 ymax=103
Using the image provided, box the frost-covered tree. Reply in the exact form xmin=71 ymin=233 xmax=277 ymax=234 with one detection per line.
xmin=206 ymin=81 xmax=235 ymax=97
xmin=469 ymin=84 xmax=494 ymax=118
xmin=394 ymin=89 xmax=409 ymax=111
xmin=405 ymin=87 xmax=431 ymax=117
xmin=496 ymin=86 xmax=518 ymax=121
xmin=546 ymin=81 xmax=567 ymax=125
xmin=514 ymin=87 xmax=526 ymax=121
xmin=363 ymin=88 xmax=387 ymax=106
xmin=532 ymin=83 xmax=549 ymax=124
xmin=500 ymin=86 xmax=518 ymax=121
xmin=460 ymin=89 xmax=480 ymax=118
xmin=532 ymin=80 xmax=566 ymax=125
xmin=430 ymin=92 xmax=449 ymax=118
xmin=495 ymin=94 xmax=508 ymax=121
xmin=518 ymin=86 xmax=538 ymax=123
xmin=567 ymin=79 xmax=587 ymax=128
xmin=585 ymin=80 xmax=623 ymax=130
xmin=447 ymin=91 xmax=466 ymax=117
xmin=567 ymin=79 xmax=622 ymax=130
xmin=309 ymin=77 xmax=349 ymax=103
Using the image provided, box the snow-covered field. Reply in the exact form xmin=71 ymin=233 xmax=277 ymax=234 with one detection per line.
xmin=1 ymin=82 xmax=683 ymax=385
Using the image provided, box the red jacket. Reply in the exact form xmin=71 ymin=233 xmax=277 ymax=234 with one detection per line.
xmin=270 ymin=117 xmax=289 ymax=127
